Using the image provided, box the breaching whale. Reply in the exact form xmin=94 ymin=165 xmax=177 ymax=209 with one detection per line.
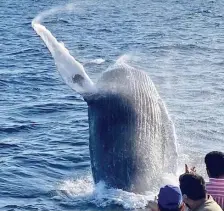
xmin=32 ymin=22 xmax=178 ymax=194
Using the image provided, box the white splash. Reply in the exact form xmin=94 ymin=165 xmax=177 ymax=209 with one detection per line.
xmin=32 ymin=3 xmax=76 ymax=25
xmin=87 ymin=58 xmax=105 ymax=65
xmin=57 ymin=176 xmax=156 ymax=209
xmin=54 ymin=170 xmax=182 ymax=209
xmin=114 ymin=54 xmax=133 ymax=68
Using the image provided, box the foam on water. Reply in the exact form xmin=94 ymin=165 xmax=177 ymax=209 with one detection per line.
xmin=55 ymin=171 xmax=181 ymax=209
xmin=57 ymin=176 xmax=152 ymax=209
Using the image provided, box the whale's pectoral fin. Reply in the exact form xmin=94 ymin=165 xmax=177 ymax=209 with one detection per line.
xmin=32 ymin=22 xmax=96 ymax=94
xmin=159 ymin=99 xmax=178 ymax=174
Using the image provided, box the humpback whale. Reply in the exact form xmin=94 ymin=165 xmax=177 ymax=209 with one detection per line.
xmin=32 ymin=22 xmax=178 ymax=194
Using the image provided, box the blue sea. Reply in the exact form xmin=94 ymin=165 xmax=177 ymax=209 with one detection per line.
xmin=1 ymin=0 xmax=224 ymax=210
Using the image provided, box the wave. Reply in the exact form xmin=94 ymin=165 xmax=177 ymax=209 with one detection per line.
xmin=151 ymin=43 xmax=224 ymax=52
xmin=5 ymin=48 xmax=37 ymax=56
xmin=0 ymin=124 xmax=37 ymax=134
xmin=0 ymin=143 xmax=19 ymax=149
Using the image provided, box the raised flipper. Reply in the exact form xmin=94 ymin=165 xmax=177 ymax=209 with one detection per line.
xmin=32 ymin=22 xmax=96 ymax=94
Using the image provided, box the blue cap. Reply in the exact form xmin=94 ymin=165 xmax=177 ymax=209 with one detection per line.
xmin=158 ymin=185 xmax=183 ymax=209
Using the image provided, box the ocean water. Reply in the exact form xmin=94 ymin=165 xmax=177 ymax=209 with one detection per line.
xmin=0 ymin=0 xmax=224 ymax=210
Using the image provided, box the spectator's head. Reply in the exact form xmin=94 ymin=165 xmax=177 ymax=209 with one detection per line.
xmin=179 ymin=173 xmax=206 ymax=210
xmin=205 ymin=151 xmax=224 ymax=178
xmin=158 ymin=185 xmax=184 ymax=211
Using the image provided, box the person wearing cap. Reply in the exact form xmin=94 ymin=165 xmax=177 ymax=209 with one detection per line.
xmin=179 ymin=173 xmax=222 ymax=211
xmin=147 ymin=185 xmax=185 ymax=211
xmin=205 ymin=151 xmax=224 ymax=209
xmin=158 ymin=185 xmax=185 ymax=211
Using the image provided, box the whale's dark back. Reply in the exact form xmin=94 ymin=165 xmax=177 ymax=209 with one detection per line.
xmin=86 ymin=66 xmax=177 ymax=193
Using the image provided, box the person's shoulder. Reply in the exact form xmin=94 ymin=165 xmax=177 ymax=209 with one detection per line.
xmin=203 ymin=196 xmax=223 ymax=211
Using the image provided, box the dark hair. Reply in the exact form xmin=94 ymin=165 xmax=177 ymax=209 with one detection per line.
xmin=179 ymin=173 xmax=206 ymax=200
xmin=158 ymin=203 xmax=185 ymax=211
xmin=205 ymin=151 xmax=224 ymax=178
